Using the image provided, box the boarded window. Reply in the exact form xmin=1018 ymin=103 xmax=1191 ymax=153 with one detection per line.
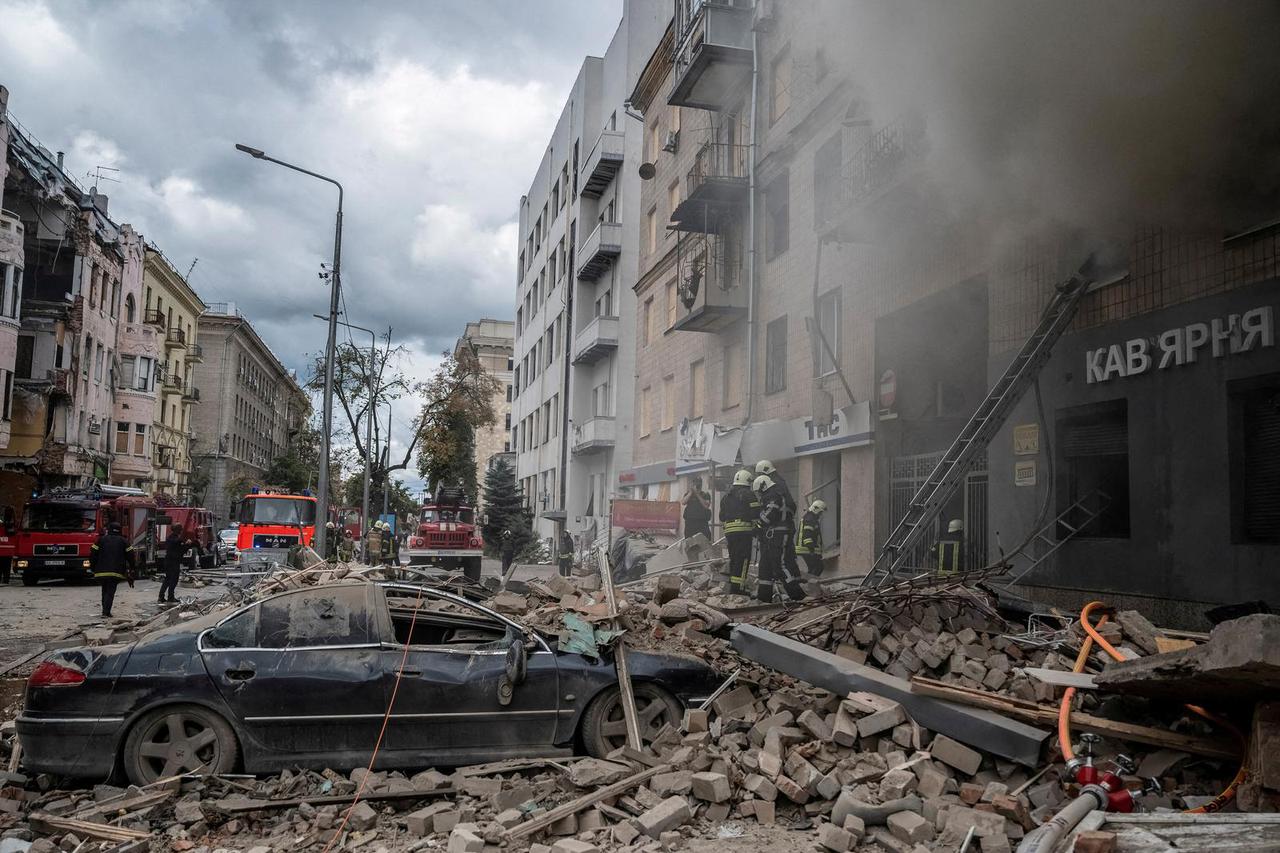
xmin=766 ymin=316 xmax=788 ymax=394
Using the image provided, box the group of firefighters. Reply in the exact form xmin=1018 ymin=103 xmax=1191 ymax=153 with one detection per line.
xmin=716 ymin=459 xmax=828 ymax=603
xmin=322 ymin=519 xmax=401 ymax=568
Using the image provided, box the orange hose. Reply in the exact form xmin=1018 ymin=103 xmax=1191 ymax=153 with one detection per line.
xmin=1064 ymin=600 xmax=1247 ymax=813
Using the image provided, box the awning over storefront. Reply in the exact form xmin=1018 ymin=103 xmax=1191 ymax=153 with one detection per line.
xmin=740 ymin=402 xmax=874 ymax=463
xmin=675 ymin=417 xmax=745 ymax=475
xmin=618 ymin=459 xmax=678 ymax=487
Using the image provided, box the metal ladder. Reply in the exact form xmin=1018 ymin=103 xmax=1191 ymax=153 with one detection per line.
xmin=995 ymin=489 xmax=1111 ymax=589
xmin=860 ymin=259 xmax=1096 ymax=588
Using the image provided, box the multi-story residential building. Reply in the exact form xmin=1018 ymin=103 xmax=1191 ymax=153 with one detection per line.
xmin=455 ymin=318 xmax=514 ymax=498
xmin=143 ymin=247 xmax=206 ymax=499
xmin=191 ymin=303 xmax=309 ymax=526
xmin=1 ymin=112 xmax=139 ymax=492
xmin=624 ymin=1 xmax=1280 ymax=626
xmin=106 ymin=226 xmax=158 ymax=490
xmin=512 ymin=0 xmax=665 ymax=547
xmin=0 ymin=86 xmax=22 ymax=455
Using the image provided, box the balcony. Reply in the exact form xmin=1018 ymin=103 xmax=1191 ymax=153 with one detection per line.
xmin=144 ymin=309 xmax=165 ymax=328
xmin=571 ymin=416 xmax=616 ymax=456
xmin=672 ymin=141 xmax=749 ymax=234
xmin=572 ymin=315 xmax=620 ymax=365
xmin=162 ymin=374 xmax=184 ymax=397
xmin=165 ymin=328 xmax=187 ymax=350
xmin=672 ymin=229 xmax=747 ymax=333
xmin=576 ymin=221 xmax=622 ymax=281
xmin=184 ymin=387 xmax=201 ymax=404
xmin=820 ymin=114 xmax=928 ymax=240
xmin=51 ymin=367 xmax=72 ymax=398
xmin=579 ymin=130 xmax=625 ymax=199
xmin=669 ymin=1 xmax=754 ymax=110
xmin=187 ymin=343 xmax=204 ymax=362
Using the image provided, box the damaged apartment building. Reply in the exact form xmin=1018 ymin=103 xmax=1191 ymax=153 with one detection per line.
xmin=615 ymin=1 xmax=1279 ymax=627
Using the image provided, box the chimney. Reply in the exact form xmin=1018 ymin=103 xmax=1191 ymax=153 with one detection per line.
xmin=56 ymin=151 xmax=64 ymax=171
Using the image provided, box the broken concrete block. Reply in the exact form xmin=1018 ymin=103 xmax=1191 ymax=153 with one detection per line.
xmin=798 ymin=709 xmax=834 ymax=741
xmin=817 ymin=822 xmax=854 ymax=852
xmin=636 ymin=796 xmax=693 ymax=838
xmin=888 ymin=810 xmax=934 ymax=844
xmin=842 ymin=814 xmax=866 ymax=839
xmin=917 ymin=766 xmax=949 ymax=799
xmin=857 ymin=702 xmax=907 ymax=738
xmin=690 ymin=772 xmax=730 ymax=803
xmin=774 ymin=775 xmax=810 ymax=804
xmin=406 ymin=802 xmax=453 ymax=836
xmin=832 ymin=792 xmax=922 ymax=827
xmin=879 ymin=768 xmax=919 ymax=800
xmin=931 ymin=734 xmax=983 ymax=776
xmin=748 ymin=711 xmax=794 ymax=747
xmin=447 ymin=824 xmax=484 ymax=853
xmin=682 ymin=708 xmax=709 ymax=733
xmin=742 ymin=774 xmax=777 ymax=801
xmin=754 ymin=799 xmax=776 ymax=825
xmin=651 ymin=770 xmax=693 ymax=796
xmin=940 ymin=807 xmax=1007 ymax=844
xmin=551 ymin=840 xmax=599 ymax=853
xmin=569 ymin=758 xmax=632 ymax=788
xmin=347 ymin=801 xmax=378 ymax=831
xmin=612 ymin=822 xmax=640 ymax=846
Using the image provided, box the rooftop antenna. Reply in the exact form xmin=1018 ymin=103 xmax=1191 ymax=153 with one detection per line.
xmin=87 ymin=165 xmax=121 ymax=190
xmin=185 ymin=258 xmax=199 ymax=281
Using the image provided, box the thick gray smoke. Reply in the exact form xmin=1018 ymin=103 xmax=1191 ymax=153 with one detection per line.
xmin=816 ymin=0 xmax=1280 ymax=250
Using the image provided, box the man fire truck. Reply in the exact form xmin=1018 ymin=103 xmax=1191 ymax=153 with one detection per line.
xmin=16 ymin=486 xmax=159 ymax=586
xmin=402 ymin=484 xmax=484 ymax=582
xmin=233 ymin=487 xmax=317 ymax=565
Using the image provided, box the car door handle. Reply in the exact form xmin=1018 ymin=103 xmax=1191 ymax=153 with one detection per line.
xmin=398 ymin=668 xmax=422 ymax=677
xmin=225 ymin=668 xmax=256 ymax=681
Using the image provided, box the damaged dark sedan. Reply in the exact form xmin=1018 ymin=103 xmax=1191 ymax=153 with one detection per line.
xmin=18 ymin=583 xmax=722 ymax=783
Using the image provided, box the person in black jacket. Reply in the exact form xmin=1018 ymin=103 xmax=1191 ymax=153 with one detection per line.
xmin=795 ymin=499 xmax=827 ymax=577
xmin=681 ymin=478 xmax=712 ymax=540
xmin=756 ymin=460 xmax=800 ymax=584
xmin=719 ymin=469 xmax=758 ymax=594
xmin=752 ymin=474 xmax=805 ymax=603
xmin=92 ymin=522 xmax=136 ymax=618
xmin=160 ymin=527 xmax=199 ymax=604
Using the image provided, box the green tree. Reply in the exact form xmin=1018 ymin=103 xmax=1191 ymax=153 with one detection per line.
xmin=481 ymin=458 xmax=532 ymax=557
xmin=417 ymin=345 xmax=499 ymax=502
xmin=420 ymin=408 xmax=477 ymax=499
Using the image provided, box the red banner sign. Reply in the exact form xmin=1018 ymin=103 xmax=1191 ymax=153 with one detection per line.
xmin=612 ymin=499 xmax=681 ymax=531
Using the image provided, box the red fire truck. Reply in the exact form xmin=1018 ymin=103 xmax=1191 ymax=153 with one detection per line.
xmin=153 ymin=495 xmax=219 ymax=569
xmin=234 ymin=487 xmax=317 ymax=564
xmin=403 ymin=485 xmax=484 ymax=581
xmin=16 ymin=486 xmax=160 ymax=586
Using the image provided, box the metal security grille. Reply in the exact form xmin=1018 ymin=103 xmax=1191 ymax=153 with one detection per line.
xmin=890 ymin=451 xmax=988 ymax=571
xmin=1244 ymin=388 xmax=1280 ymax=543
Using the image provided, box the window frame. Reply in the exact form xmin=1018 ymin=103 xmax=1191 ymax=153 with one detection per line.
xmin=765 ymin=316 xmax=789 ymax=395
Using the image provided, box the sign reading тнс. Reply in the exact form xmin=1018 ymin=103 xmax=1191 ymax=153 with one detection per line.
xmin=1085 ymin=306 xmax=1273 ymax=384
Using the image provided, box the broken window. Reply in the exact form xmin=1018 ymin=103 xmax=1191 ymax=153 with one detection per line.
xmin=1057 ymin=400 xmax=1130 ymax=539
xmin=382 ymin=589 xmax=507 ymax=650
xmin=766 ymin=316 xmax=788 ymax=394
xmin=765 ymin=173 xmax=790 ymax=260
xmin=258 ymin=587 xmax=371 ymax=649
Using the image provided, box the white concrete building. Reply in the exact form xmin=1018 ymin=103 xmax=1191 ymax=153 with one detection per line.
xmin=511 ymin=0 xmax=666 ymax=548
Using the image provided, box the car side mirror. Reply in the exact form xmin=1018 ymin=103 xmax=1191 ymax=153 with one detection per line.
xmin=505 ymin=636 xmax=528 ymax=687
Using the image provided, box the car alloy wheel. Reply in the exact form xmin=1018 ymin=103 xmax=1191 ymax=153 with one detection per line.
xmin=582 ymin=682 xmax=681 ymax=757
xmin=123 ymin=704 xmax=238 ymax=784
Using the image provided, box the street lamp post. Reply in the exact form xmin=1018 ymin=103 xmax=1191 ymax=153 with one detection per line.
xmin=313 ymin=314 xmax=376 ymax=561
xmin=236 ymin=143 xmax=343 ymax=557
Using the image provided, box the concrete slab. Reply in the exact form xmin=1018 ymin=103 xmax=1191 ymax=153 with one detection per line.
xmin=730 ymin=624 xmax=1049 ymax=766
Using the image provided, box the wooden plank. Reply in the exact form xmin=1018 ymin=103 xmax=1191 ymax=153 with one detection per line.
xmin=210 ymin=786 xmax=456 ymax=814
xmin=910 ymin=677 xmax=1239 ymax=760
xmin=1024 ymin=667 xmax=1098 ymax=689
xmin=599 ymin=547 xmax=642 ymax=751
xmin=0 ymin=647 xmax=47 ymax=677
xmin=76 ymin=789 xmax=174 ymax=820
xmin=29 ymin=814 xmax=151 ymax=842
xmin=506 ymin=764 xmax=669 ymax=840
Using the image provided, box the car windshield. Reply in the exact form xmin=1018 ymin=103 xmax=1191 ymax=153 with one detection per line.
xmin=238 ymin=497 xmax=317 ymax=526
xmin=420 ymin=508 xmax=474 ymax=524
xmin=23 ymin=503 xmax=97 ymax=532
xmin=218 ymin=529 xmax=237 ymax=542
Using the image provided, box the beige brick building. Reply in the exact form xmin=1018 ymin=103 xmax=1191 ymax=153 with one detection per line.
xmin=455 ymin=318 xmax=513 ymax=502
xmin=621 ymin=1 xmax=1280 ymax=625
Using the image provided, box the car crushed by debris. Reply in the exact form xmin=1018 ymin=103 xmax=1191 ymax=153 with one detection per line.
xmin=16 ymin=582 xmax=721 ymax=783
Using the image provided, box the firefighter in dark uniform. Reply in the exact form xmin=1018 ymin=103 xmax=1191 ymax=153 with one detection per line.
xmin=92 ymin=522 xmax=136 ymax=618
xmin=936 ymin=519 xmax=964 ymax=576
xmin=756 ymin=460 xmax=801 ymax=585
xmin=753 ymin=474 xmax=805 ymax=603
xmin=558 ymin=530 xmax=573 ymax=577
xmin=796 ymin=499 xmax=827 ymax=577
xmin=719 ymin=469 xmax=758 ymax=594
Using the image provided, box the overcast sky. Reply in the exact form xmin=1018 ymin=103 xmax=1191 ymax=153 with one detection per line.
xmin=0 ymin=0 xmax=621 ymax=494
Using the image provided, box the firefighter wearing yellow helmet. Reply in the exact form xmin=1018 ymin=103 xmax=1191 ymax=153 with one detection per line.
xmin=796 ymin=499 xmax=827 ymax=577
xmin=719 ymin=469 xmax=758 ymax=594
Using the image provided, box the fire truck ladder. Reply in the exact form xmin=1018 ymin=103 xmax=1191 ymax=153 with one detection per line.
xmin=860 ymin=259 xmax=1097 ymax=589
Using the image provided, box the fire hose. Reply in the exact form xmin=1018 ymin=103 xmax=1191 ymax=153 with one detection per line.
xmin=1020 ymin=601 xmax=1249 ymax=852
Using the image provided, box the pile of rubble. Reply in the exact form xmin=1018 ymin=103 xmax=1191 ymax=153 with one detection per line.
xmin=0 ymin=554 xmax=1273 ymax=853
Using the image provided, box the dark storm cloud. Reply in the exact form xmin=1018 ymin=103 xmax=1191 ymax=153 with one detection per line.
xmin=0 ymin=0 xmax=620 ymax=374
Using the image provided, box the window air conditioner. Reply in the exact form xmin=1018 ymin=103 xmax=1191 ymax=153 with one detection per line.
xmin=662 ymin=131 xmax=679 ymax=153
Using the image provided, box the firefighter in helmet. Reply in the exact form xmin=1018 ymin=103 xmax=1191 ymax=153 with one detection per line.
xmin=719 ymin=469 xmax=758 ymax=595
xmin=796 ymin=499 xmax=827 ymax=577
xmin=936 ymin=519 xmax=964 ymax=576
xmin=753 ymin=473 xmax=805 ymax=603
xmin=756 ymin=460 xmax=800 ymax=583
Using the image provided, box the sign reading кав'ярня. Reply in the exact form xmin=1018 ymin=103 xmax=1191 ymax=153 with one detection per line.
xmin=1086 ymin=306 xmax=1273 ymax=384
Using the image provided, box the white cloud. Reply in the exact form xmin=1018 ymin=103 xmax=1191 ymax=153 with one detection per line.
xmin=0 ymin=1 xmax=76 ymax=70
xmin=140 ymin=176 xmax=252 ymax=237
xmin=409 ymin=204 xmax=515 ymax=302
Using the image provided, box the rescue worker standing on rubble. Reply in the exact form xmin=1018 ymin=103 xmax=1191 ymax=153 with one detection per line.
xmin=936 ymin=519 xmax=964 ymax=576
xmin=720 ymin=469 xmax=758 ymax=594
xmin=756 ymin=460 xmax=800 ymax=583
xmin=681 ymin=477 xmax=712 ymax=541
xmin=558 ymin=529 xmax=573 ymax=577
xmin=500 ymin=529 xmax=517 ymax=578
xmin=364 ymin=521 xmax=383 ymax=566
xmin=796 ymin=499 xmax=827 ymax=577
xmin=337 ymin=528 xmax=355 ymax=562
xmin=753 ymin=473 xmax=805 ymax=603
xmin=92 ymin=522 xmax=136 ymax=619
xmin=324 ymin=521 xmax=338 ymax=560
